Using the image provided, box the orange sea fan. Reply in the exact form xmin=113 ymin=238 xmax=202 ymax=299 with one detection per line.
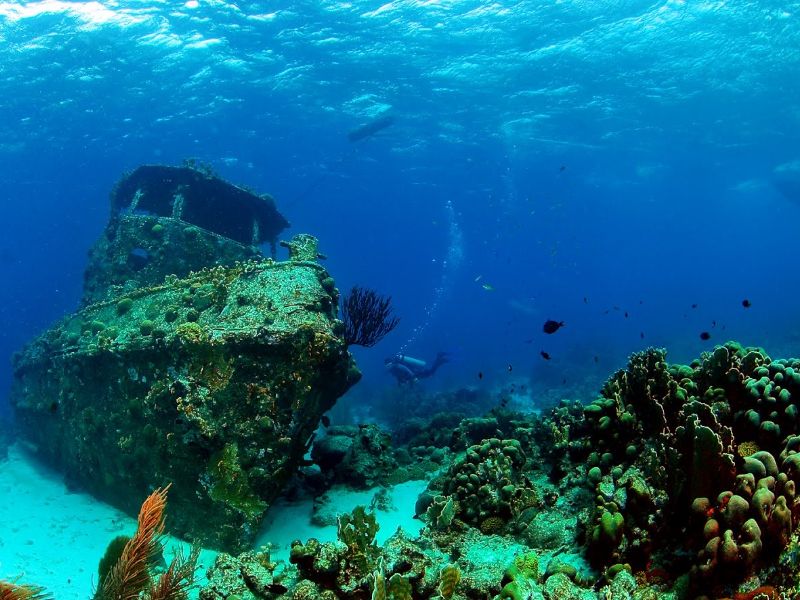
xmin=99 ymin=485 xmax=170 ymax=600
xmin=0 ymin=581 xmax=51 ymax=600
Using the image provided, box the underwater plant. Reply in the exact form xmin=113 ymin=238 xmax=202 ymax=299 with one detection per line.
xmin=96 ymin=486 xmax=169 ymax=600
xmin=0 ymin=581 xmax=51 ymax=600
xmin=95 ymin=484 xmax=199 ymax=600
xmin=341 ymin=286 xmax=400 ymax=348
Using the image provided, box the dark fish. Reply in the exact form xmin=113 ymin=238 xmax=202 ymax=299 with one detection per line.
xmin=583 ymin=296 xmax=588 ymax=304
xmin=691 ymin=304 xmax=698 ymax=309
xmin=712 ymin=320 xmax=717 ymax=328
xmin=543 ymin=319 xmax=565 ymax=334
xmin=320 ymin=415 xmax=330 ymax=428
xmin=593 ymin=356 xmax=599 ymax=363
xmin=624 ymin=311 xmax=629 ymax=318
xmin=523 ymin=338 xmax=533 ymax=344
xmin=508 ymin=364 xmax=513 ymax=372
xmin=478 ymin=371 xmax=483 ymax=380
xmin=640 ymin=332 xmax=645 ymax=339
xmin=347 ymin=114 xmax=395 ymax=142
xmin=700 ymin=331 xmax=711 ymax=340
xmin=540 ymin=351 xmax=551 ymax=360
xmin=559 ymin=165 xmax=566 ymax=172
xmin=742 ymin=299 xmax=752 ymax=308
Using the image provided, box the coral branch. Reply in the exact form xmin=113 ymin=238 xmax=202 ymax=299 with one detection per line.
xmin=99 ymin=485 xmax=170 ymax=600
xmin=147 ymin=545 xmax=200 ymax=600
xmin=0 ymin=581 xmax=51 ymax=600
xmin=341 ymin=286 xmax=399 ymax=348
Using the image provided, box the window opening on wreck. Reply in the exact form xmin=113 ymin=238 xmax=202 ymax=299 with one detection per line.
xmin=128 ymin=247 xmax=150 ymax=270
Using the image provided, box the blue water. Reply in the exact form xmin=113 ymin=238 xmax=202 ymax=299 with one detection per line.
xmin=1 ymin=1 xmax=799 ymax=424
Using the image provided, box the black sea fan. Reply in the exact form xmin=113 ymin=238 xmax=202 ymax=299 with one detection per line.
xmin=341 ymin=286 xmax=400 ymax=347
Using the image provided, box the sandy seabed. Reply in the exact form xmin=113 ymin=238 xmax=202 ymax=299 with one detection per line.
xmin=0 ymin=445 xmax=426 ymax=599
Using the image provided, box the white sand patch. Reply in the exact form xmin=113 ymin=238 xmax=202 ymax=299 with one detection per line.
xmin=256 ymin=480 xmax=428 ymax=563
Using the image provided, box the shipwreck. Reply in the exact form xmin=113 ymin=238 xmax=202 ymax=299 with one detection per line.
xmin=10 ymin=164 xmax=360 ymax=551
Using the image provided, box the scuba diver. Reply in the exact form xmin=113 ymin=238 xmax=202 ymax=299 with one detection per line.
xmin=385 ymin=352 xmax=449 ymax=385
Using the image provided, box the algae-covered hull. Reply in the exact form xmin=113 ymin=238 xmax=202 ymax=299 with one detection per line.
xmin=12 ymin=257 xmax=359 ymax=552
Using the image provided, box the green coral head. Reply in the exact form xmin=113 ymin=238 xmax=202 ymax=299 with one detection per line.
xmin=387 ymin=573 xmax=412 ymax=600
xmin=371 ymin=569 xmax=386 ymax=600
xmin=337 ymin=505 xmax=379 ymax=551
xmin=504 ymin=551 xmax=539 ymax=585
xmin=438 ymin=564 xmax=461 ymax=599
xmin=426 ymin=495 xmax=456 ymax=530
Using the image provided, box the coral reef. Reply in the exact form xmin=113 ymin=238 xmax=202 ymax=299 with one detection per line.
xmin=16 ymin=339 xmax=800 ymax=599
xmin=426 ymin=437 xmax=538 ymax=534
xmin=544 ymin=342 xmax=800 ymax=596
xmin=200 ymin=550 xmax=289 ymax=600
xmin=311 ymin=425 xmax=398 ymax=489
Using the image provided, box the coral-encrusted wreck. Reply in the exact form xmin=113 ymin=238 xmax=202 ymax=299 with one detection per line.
xmin=10 ymin=165 xmax=360 ymax=551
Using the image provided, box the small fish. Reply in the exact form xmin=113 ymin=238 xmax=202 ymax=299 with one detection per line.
xmin=742 ymin=299 xmax=752 ymax=308
xmin=583 ymin=296 xmax=588 ymax=304
xmin=478 ymin=371 xmax=483 ymax=380
xmin=482 ymin=283 xmax=494 ymax=291
xmin=474 ymin=275 xmax=483 ymax=282
xmin=700 ymin=331 xmax=711 ymax=340
xmin=559 ymin=165 xmax=566 ymax=172
xmin=712 ymin=320 xmax=717 ymax=328
xmin=508 ymin=364 xmax=513 ymax=372
xmin=540 ymin=351 xmax=551 ymax=360
xmin=543 ymin=319 xmax=565 ymax=334
xmin=593 ymin=356 xmax=599 ymax=363
xmin=624 ymin=311 xmax=629 ymax=318
xmin=523 ymin=338 xmax=533 ymax=344
xmin=691 ymin=304 xmax=698 ymax=309
xmin=320 ymin=415 xmax=330 ymax=428
xmin=640 ymin=332 xmax=645 ymax=339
